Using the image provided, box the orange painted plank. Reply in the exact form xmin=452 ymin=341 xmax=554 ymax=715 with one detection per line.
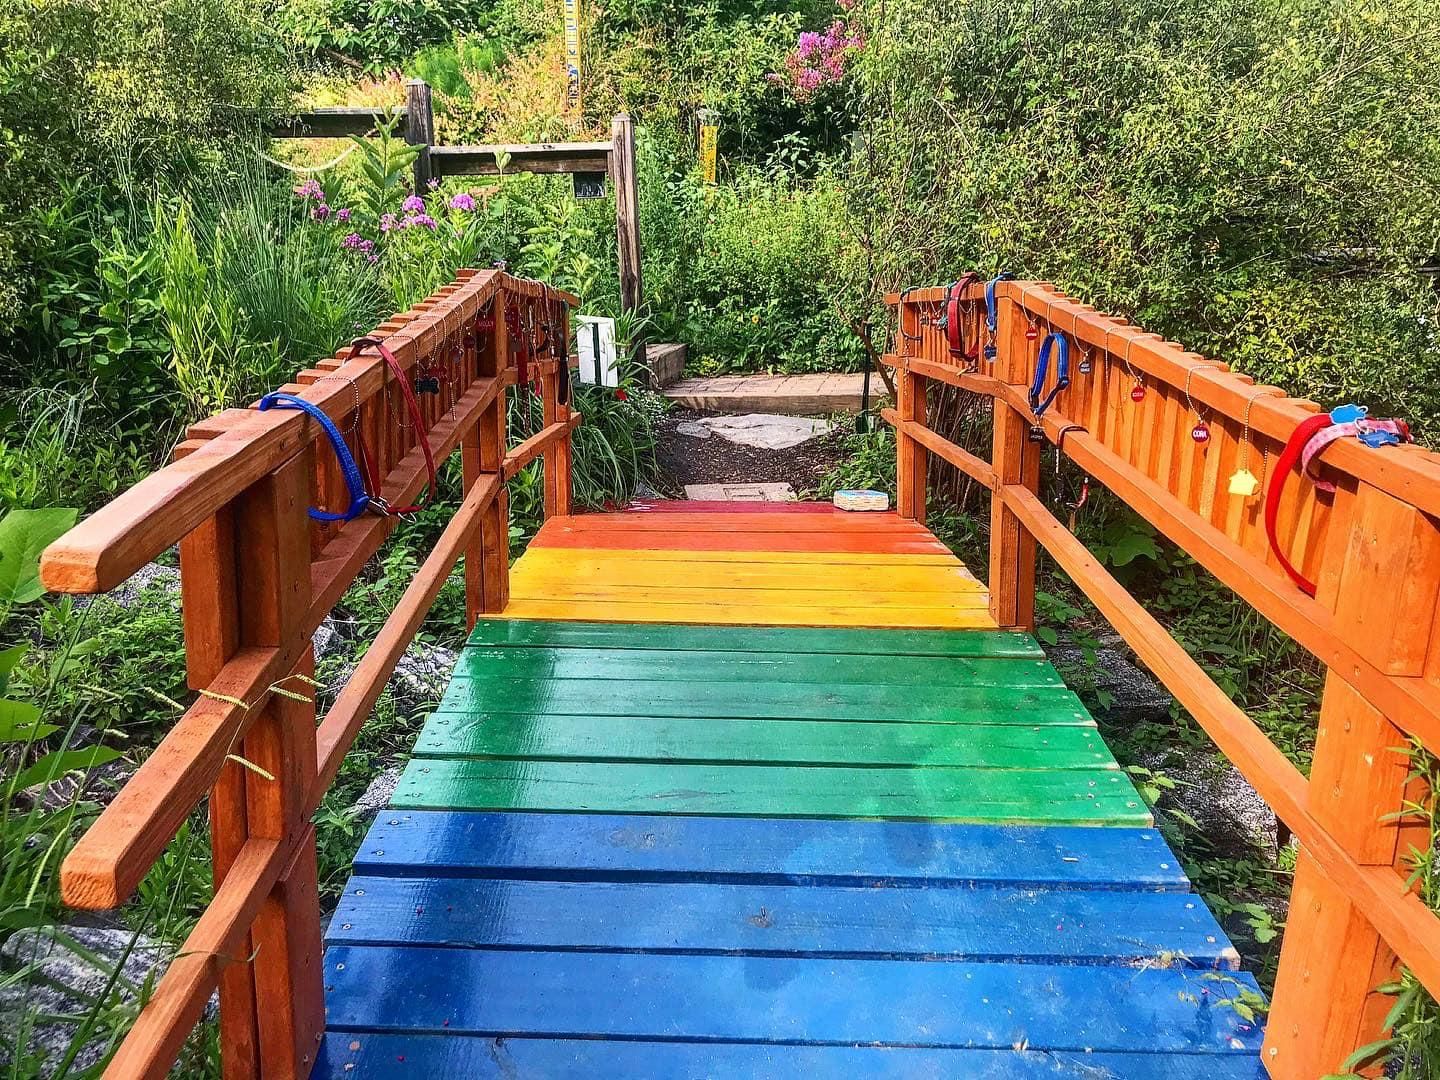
xmin=530 ymin=530 xmax=952 ymax=555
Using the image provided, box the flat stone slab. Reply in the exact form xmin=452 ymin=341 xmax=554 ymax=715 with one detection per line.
xmin=664 ymin=374 xmax=883 ymax=415
xmin=683 ymin=482 xmax=797 ymax=502
xmin=675 ymin=414 xmax=830 ymax=450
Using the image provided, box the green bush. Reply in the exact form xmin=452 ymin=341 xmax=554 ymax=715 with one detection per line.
xmin=851 ymin=0 xmax=1440 ymax=433
xmin=0 ymin=0 xmax=292 ymax=332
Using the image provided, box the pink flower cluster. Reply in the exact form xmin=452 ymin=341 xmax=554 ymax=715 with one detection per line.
xmin=773 ymin=19 xmax=863 ymax=100
xmin=294 ymin=179 xmax=354 ymax=224
xmin=342 ymin=232 xmax=379 ymax=264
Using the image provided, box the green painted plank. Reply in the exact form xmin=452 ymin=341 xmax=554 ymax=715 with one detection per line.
xmin=468 ymin=620 xmax=1043 ymax=658
xmin=432 ymin=685 xmax=1082 ymax=728
xmin=434 ymin=678 xmax=1089 ymax=723
xmin=414 ymin=714 xmax=1114 ymax=769
xmin=454 ymin=648 xmax=1061 ymax=688
xmin=392 ymin=759 xmax=1149 ymax=824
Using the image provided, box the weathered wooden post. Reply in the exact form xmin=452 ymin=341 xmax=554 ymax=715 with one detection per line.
xmin=611 ymin=114 xmax=644 ymax=326
xmin=405 ymin=79 xmax=434 ymax=191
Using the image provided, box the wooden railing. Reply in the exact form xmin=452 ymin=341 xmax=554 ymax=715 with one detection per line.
xmin=885 ymin=278 xmax=1440 ymax=1078
xmin=38 ymin=270 xmax=578 ymax=1079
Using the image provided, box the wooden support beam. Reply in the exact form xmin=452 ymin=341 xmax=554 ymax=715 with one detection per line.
xmin=405 ymin=80 xmax=434 ymax=191
xmin=430 ymin=142 xmax=613 ymax=178
xmin=265 ymin=107 xmax=406 ymax=140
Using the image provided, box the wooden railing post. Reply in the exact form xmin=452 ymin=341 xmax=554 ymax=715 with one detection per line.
xmin=555 ymin=296 xmax=574 ymax=516
xmin=895 ymin=297 xmax=928 ymax=523
xmin=178 ymin=497 xmax=257 ymax=1080
xmin=988 ymin=290 xmax=1040 ymax=630
xmin=1265 ymin=481 xmax=1440 ymax=1078
xmin=470 ymin=288 xmax=510 ymax=616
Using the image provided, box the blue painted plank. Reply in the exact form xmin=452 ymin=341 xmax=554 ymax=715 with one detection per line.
xmin=327 ymin=875 xmax=1239 ymax=967
xmin=352 ymin=812 xmax=1193 ymax=890
xmin=467 ymin=619 xmax=1046 ymax=659
xmin=322 ymin=947 xmax=1265 ymax=1053
xmin=317 ymin=1035 xmax=1269 ymax=1079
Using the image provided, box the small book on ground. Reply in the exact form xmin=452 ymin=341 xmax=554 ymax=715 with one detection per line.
xmin=833 ymin=489 xmax=889 ymax=511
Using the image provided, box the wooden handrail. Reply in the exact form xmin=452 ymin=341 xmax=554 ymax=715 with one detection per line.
xmin=887 ymin=277 xmax=1440 ymax=1080
xmin=41 ymin=270 xmax=581 ymax=1078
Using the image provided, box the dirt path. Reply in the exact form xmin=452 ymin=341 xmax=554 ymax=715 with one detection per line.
xmin=652 ymin=409 xmax=851 ymax=498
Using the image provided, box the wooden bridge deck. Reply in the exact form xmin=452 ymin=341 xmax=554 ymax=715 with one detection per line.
xmin=317 ymin=503 xmax=1265 ymax=1078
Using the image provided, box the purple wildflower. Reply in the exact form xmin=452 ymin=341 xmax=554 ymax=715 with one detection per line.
xmin=336 ymin=208 xmax=352 ymax=223
xmin=367 ymin=252 xmax=380 ymax=264
xmin=294 ymin=179 xmax=323 ymax=200
xmin=427 ymin=178 xmax=441 ymax=190
xmin=449 ymin=192 xmax=475 ymax=212
xmin=380 ymin=213 xmax=398 ymax=233
xmin=400 ymin=213 xmax=437 ymax=230
xmin=359 ymin=238 xmax=375 ymax=253
xmin=312 ymin=203 xmax=331 ymax=221
xmin=402 ymin=194 xmax=425 ymax=213
xmin=341 ymin=232 xmax=364 ymax=249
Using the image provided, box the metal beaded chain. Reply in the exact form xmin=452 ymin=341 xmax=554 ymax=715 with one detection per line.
xmin=310 ymin=372 xmax=362 ymax=437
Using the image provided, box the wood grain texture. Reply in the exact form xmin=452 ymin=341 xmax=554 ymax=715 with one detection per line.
xmin=328 ymin=875 xmax=1236 ymax=966
xmin=413 ymin=713 xmax=1109 ymax=768
xmin=350 ymin=811 xmax=1191 ymax=889
xmin=466 ymin=618 xmax=1038 ymax=657
xmin=316 ymin=1036 xmax=1271 ymax=1079
xmin=391 ymin=758 xmax=1148 ymax=823
xmin=322 ymin=947 xmax=1261 ymax=1052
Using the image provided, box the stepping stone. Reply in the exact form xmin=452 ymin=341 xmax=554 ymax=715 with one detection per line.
xmin=676 ymin=413 xmax=830 ymax=449
xmin=683 ymin=482 xmax=796 ymax=501
xmin=664 ymin=373 xmax=885 ymax=415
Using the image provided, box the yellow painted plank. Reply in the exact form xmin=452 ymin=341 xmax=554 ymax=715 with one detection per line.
xmin=508 ymin=581 xmax=992 ymax=611
xmin=510 ymin=557 xmax=986 ymax=596
xmin=499 ymin=597 xmax=998 ymax=630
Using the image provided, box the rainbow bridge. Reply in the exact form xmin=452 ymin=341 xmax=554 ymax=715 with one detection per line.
xmin=39 ymin=270 xmax=1440 ymax=1079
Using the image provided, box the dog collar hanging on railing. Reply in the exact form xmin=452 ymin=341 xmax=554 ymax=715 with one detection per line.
xmin=983 ymin=273 xmax=1013 ymax=363
xmin=940 ymin=272 xmax=982 ymax=364
xmin=1265 ymin=403 xmax=1413 ymax=596
xmin=1029 ymin=331 xmax=1071 ymax=420
xmin=256 ymin=393 xmax=374 ymax=521
xmin=346 ymin=336 xmax=439 ymax=516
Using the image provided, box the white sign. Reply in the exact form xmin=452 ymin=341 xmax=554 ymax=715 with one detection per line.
xmin=575 ymin=315 xmax=617 ymax=387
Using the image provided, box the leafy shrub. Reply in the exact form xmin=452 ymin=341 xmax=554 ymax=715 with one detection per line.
xmin=851 ymin=0 xmax=1440 ymax=433
xmin=279 ymin=0 xmax=538 ymax=73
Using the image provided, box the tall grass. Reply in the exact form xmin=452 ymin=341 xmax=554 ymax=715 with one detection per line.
xmin=154 ymin=171 xmax=388 ymax=418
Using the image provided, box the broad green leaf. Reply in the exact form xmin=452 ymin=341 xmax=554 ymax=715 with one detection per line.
xmin=0 ymin=508 xmax=79 ymax=605
xmin=0 ymin=699 xmax=57 ymax=743
xmin=9 ymin=746 xmax=122 ymax=793
xmin=0 ymin=645 xmax=26 ymax=696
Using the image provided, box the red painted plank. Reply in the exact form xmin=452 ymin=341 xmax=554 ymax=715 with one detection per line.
xmin=623 ymin=501 xmax=852 ymax=515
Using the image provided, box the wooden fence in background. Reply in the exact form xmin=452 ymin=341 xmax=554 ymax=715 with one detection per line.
xmin=885 ymin=279 xmax=1440 ymax=1079
xmin=38 ymin=270 xmax=579 ymax=1078
xmin=269 ymin=82 xmax=643 ymax=319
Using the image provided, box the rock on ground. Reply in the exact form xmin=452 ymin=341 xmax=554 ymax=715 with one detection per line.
xmin=351 ymin=765 xmax=404 ymax=815
xmin=74 ymin=561 xmax=179 ymax=610
xmin=675 ymin=413 xmax=831 ymax=450
xmin=0 ymin=926 xmax=175 ymax=1071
